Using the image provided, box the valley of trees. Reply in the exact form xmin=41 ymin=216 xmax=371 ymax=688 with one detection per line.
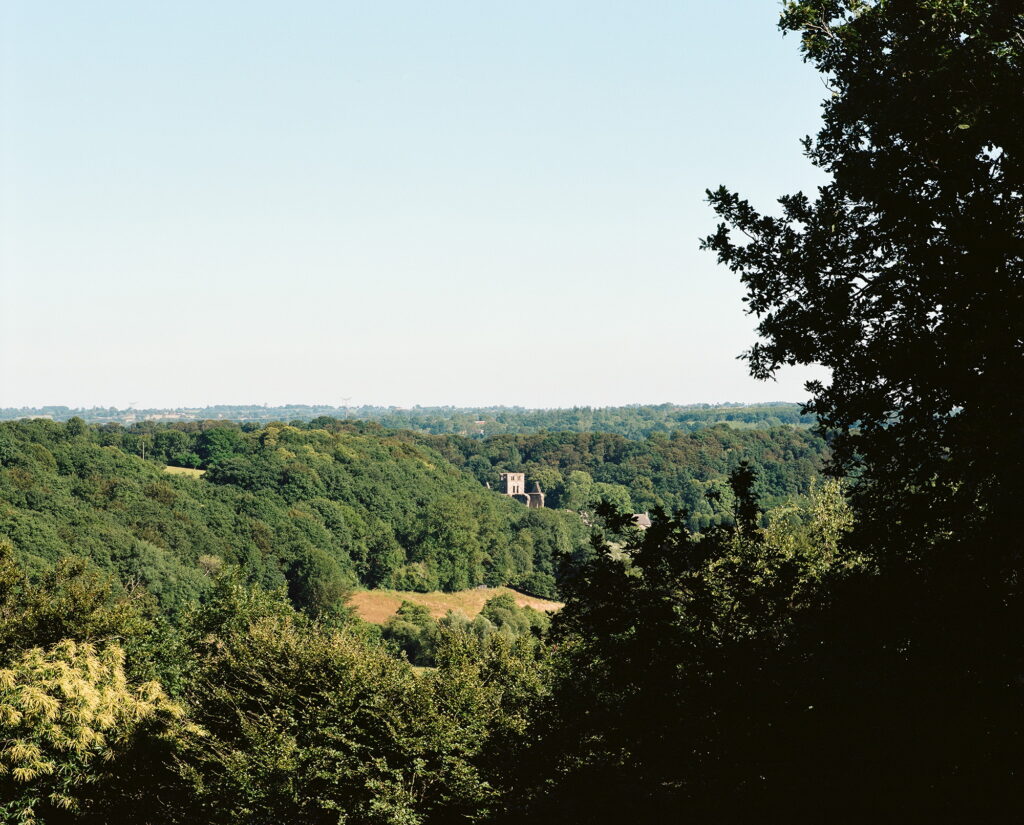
xmin=0 ymin=414 xmax=827 ymax=614
xmin=0 ymin=1 xmax=1020 ymax=822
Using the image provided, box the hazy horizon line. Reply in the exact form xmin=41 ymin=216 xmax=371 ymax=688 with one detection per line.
xmin=1 ymin=400 xmax=808 ymax=413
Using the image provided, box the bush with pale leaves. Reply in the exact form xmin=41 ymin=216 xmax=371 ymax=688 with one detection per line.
xmin=0 ymin=639 xmax=185 ymax=824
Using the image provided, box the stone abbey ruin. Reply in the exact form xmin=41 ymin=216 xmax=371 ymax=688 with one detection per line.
xmin=499 ymin=472 xmax=546 ymax=508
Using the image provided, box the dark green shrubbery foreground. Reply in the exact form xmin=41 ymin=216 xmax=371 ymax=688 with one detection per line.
xmin=0 ymin=471 xmax=855 ymax=824
xmin=0 ymin=542 xmax=547 ymax=824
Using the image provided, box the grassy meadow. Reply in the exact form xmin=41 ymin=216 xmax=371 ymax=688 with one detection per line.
xmin=164 ymin=465 xmax=206 ymax=478
xmin=348 ymin=586 xmax=562 ymax=624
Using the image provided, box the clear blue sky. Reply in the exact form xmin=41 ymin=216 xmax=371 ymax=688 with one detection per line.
xmin=1 ymin=1 xmax=830 ymax=409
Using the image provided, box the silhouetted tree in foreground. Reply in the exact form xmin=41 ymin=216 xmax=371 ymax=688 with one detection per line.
xmin=704 ymin=0 xmax=1024 ymax=818
xmin=514 ymin=470 xmax=865 ymax=822
xmin=706 ymin=0 xmax=1023 ymax=638
xmin=703 ymin=0 xmax=1024 ymax=817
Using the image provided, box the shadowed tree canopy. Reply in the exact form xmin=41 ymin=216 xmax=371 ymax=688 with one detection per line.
xmin=704 ymin=0 xmax=1023 ymax=665
xmin=703 ymin=0 xmax=1024 ymax=818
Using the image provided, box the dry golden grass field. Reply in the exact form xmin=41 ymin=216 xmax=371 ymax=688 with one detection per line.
xmin=349 ymin=587 xmax=563 ymax=625
xmin=164 ymin=465 xmax=206 ymax=478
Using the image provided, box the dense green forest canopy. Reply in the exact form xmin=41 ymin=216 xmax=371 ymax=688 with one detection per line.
xmin=0 ymin=418 xmax=585 ymax=610
xmin=0 ymin=452 xmax=851 ymax=824
xmin=0 ymin=402 xmax=814 ymax=438
xmin=0 ymin=542 xmax=556 ymax=824
xmin=0 ymin=416 xmax=827 ymax=617
xmin=415 ymin=426 xmax=827 ymax=526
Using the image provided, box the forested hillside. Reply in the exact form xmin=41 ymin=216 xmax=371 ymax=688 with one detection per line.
xmin=418 ymin=426 xmax=827 ymax=528
xmin=0 ymin=417 xmax=829 ymax=616
xmin=0 ymin=418 xmax=586 ymax=612
xmin=0 ymin=457 xmax=852 ymax=825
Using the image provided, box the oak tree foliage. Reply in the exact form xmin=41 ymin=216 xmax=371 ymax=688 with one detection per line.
xmin=701 ymin=0 xmax=1024 ymax=816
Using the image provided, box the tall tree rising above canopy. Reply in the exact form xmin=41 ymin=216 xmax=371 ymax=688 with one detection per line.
xmin=702 ymin=0 xmax=1024 ymax=813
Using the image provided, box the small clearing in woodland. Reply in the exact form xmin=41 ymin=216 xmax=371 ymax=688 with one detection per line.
xmin=349 ymin=587 xmax=562 ymax=625
xmin=164 ymin=466 xmax=206 ymax=478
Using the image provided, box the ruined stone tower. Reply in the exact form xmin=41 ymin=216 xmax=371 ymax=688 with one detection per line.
xmin=500 ymin=472 xmax=526 ymax=497
xmin=527 ymin=481 xmax=546 ymax=509
xmin=499 ymin=472 xmax=545 ymax=508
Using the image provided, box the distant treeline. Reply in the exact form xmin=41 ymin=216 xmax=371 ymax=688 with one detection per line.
xmin=0 ymin=402 xmax=814 ymax=438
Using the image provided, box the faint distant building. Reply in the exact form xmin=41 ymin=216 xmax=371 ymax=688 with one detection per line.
xmin=499 ymin=472 xmax=545 ymax=508
xmin=632 ymin=512 xmax=652 ymax=529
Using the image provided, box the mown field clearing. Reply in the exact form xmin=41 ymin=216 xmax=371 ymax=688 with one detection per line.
xmin=349 ymin=587 xmax=563 ymax=625
xmin=164 ymin=465 xmax=206 ymax=478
